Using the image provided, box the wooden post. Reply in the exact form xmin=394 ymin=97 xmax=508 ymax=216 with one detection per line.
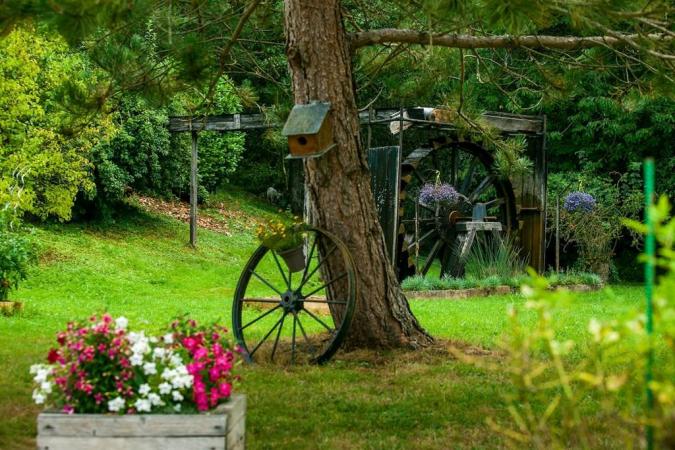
xmin=555 ymin=195 xmax=560 ymax=272
xmin=190 ymin=131 xmax=198 ymax=248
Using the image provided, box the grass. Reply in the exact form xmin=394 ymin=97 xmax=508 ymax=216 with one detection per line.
xmin=401 ymin=271 xmax=603 ymax=292
xmin=0 ymin=191 xmax=649 ymax=449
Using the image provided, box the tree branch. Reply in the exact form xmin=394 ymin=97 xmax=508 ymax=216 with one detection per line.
xmin=350 ymin=29 xmax=672 ymax=53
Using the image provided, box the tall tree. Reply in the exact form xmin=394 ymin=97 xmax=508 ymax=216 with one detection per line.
xmin=284 ymin=0 xmax=432 ymax=347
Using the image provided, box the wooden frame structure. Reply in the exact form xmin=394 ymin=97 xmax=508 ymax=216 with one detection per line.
xmin=168 ymin=109 xmax=546 ymax=273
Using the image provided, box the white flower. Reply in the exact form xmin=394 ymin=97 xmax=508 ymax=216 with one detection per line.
xmin=134 ymin=398 xmax=152 ymax=413
xmin=127 ymin=332 xmax=142 ymax=344
xmin=149 ymin=337 xmax=158 ymax=344
xmin=32 ymin=366 xmax=51 ymax=384
xmin=172 ymin=391 xmax=184 ymax=402
xmin=40 ymin=381 xmax=52 ymax=394
xmin=115 ymin=316 xmax=129 ymax=331
xmin=588 ymin=318 xmax=602 ymax=342
xmin=604 ymin=331 xmax=620 ymax=344
xmin=108 ymin=397 xmax=125 ymax=412
xmin=130 ymin=354 xmax=144 ymax=366
xmin=163 ymin=333 xmax=174 ymax=344
xmin=32 ymin=390 xmax=46 ymax=405
xmin=174 ymin=404 xmax=181 ymax=412
xmin=143 ymin=362 xmax=157 ymax=375
xmin=153 ymin=347 xmax=166 ymax=360
xmin=138 ymin=384 xmax=151 ymax=396
xmin=132 ymin=340 xmax=150 ymax=355
xmin=169 ymin=354 xmax=183 ymax=366
xmin=161 ymin=368 xmax=175 ymax=380
xmin=159 ymin=383 xmax=172 ymax=395
xmin=148 ymin=393 xmax=163 ymax=406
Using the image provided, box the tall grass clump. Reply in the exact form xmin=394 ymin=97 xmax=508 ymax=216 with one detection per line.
xmin=464 ymin=235 xmax=525 ymax=280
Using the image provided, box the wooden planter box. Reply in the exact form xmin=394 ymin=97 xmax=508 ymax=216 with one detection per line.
xmin=37 ymin=394 xmax=246 ymax=450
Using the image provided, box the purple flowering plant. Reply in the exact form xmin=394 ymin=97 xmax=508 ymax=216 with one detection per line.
xmin=419 ymin=183 xmax=461 ymax=206
xmin=563 ymin=191 xmax=596 ymax=213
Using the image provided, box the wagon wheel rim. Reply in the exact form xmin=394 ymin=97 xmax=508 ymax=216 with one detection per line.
xmin=232 ymin=227 xmax=357 ymax=365
xmin=396 ymin=138 xmax=517 ymax=279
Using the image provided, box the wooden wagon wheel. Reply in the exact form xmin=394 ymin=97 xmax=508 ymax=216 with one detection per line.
xmin=232 ymin=227 xmax=357 ymax=365
xmin=396 ymin=138 xmax=518 ymax=279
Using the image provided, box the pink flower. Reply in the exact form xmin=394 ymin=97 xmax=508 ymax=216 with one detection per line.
xmin=210 ymin=388 xmax=220 ymax=407
xmin=102 ymin=314 xmax=112 ymax=324
xmin=218 ymin=382 xmax=232 ymax=398
xmin=187 ymin=362 xmax=205 ymax=376
xmin=63 ymin=405 xmax=74 ymax=414
xmin=193 ymin=347 xmax=209 ymax=361
xmin=212 ymin=343 xmax=223 ymax=357
xmin=94 ymin=393 xmax=104 ymax=404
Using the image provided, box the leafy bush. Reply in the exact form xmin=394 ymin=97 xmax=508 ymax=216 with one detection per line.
xmin=0 ymin=222 xmax=35 ymax=301
xmin=0 ymin=26 xmax=112 ymax=221
xmin=464 ymin=235 xmax=525 ymax=280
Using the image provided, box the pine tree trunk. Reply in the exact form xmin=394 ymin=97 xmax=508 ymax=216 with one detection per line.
xmin=284 ymin=0 xmax=433 ymax=348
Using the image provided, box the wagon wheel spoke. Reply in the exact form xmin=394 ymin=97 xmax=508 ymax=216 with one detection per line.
xmin=460 ymin=158 xmax=478 ymax=195
xmin=249 ymin=312 xmax=286 ymax=358
xmin=250 ymin=270 xmax=284 ymax=296
xmin=469 ymin=175 xmax=495 ymax=203
xmin=421 ymin=239 xmax=444 ymax=275
xmin=295 ymin=312 xmax=317 ymax=357
xmin=303 ymin=272 xmax=348 ymax=298
xmin=298 ymin=244 xmax=338 ymax=291
xmin=271 ymin=251 xmax=291 ymax=289
xmin=406 ymin=228 xmax=437 ymax=250
xmin=484 ymin=197 xmax=504 ymax=208
xmin=299 ymin=234 xmax=318 ymax=286
xmin=302 ymin=308 xmax=335 ymax=334
xmin=301 ymin=299 xmax=348 ymax=305
xmin=239 ymin=305 xmax=282 ymax=331
xmin=291 ymin=312 xmax=298 ymax=364
xmin=270 ymin=312 xmax=288 ymax=362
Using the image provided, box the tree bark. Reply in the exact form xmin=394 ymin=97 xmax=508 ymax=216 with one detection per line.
xmin=350 ymin=29 xmax=672 ymax=51
xmin=284 ymin=0 xmax=433 ymax=348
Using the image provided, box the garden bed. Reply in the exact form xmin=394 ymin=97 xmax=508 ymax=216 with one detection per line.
xmin=405 ymin=283 xmax=602 ymax=299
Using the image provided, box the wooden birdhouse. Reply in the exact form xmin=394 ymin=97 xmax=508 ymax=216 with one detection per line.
xmin=282 ymin=101 xmax=335 ymax=158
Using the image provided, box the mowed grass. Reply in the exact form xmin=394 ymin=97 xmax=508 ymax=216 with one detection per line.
xmin=0 ymin=194 xmax=648 ymax=449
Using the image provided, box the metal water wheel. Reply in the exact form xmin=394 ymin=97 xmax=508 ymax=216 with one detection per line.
xmin=232 ymin=227 xmax=357 ymax=364
xmin=396 ymin=138 xmax=518 ymax=279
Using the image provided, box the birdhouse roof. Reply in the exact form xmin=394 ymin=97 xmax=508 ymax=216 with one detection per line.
xmin=282 ymin=101 xmax=331 ymax=136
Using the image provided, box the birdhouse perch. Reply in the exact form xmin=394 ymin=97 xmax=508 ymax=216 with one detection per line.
xmin=282 ymin=101 xmax=335 ymax=159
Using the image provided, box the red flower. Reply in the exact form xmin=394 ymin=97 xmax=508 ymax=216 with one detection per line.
xmin=47 ymin=348 xmax=61 ymax=364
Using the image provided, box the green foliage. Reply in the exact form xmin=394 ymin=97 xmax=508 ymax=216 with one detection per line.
xmin=0 ymin=26 xmax=113 ymax=221
xmin=464 ymin=235 xmax=525 ymax=280
xmin=459 ymin=198 xmax=675 ymax=448
xmin=0 ymin=220 xmax=35 ymax=301
xmin=550 ymin=172 xmax=642 ymax=279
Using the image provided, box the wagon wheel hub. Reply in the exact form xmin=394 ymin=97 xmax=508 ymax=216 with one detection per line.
xmin=281 ymin=290 xmax=304 ymax=313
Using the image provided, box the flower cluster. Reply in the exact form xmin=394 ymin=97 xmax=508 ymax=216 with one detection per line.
xmin=563 ymin=191 xmax=596 ymax=213
xmin=419 ymin=183 xmax=461 ymax=206
xmin=171 ymin=317 xmax=238 ymax=412
xmin=255 ymin=217 xmax=307 ymax=252
xmin=30 ymin=314 xmax=238 ymax=415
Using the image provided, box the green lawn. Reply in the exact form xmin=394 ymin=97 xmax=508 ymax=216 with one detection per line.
xmin=0 ymin=194 xmax=648 ymax=449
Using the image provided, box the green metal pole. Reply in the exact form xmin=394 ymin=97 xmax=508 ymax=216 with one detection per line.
xmin=643 ymin=158 xmax=655 ymax=450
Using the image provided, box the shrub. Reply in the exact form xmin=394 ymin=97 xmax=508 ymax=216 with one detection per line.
xmin=0 ymin=220 xmax=35 ymax=301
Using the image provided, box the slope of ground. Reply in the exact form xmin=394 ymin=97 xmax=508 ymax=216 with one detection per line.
xmin=0 ymin=190 xmax=647 ymax=449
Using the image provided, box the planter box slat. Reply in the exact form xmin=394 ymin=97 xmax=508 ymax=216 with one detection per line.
xmin=37 ymin=436 xmax=226 ymax=450
xmin=38 ymin=413 xmax=227 ymax=437
xmin=37 ymin=394 xmax=246 ymax=450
